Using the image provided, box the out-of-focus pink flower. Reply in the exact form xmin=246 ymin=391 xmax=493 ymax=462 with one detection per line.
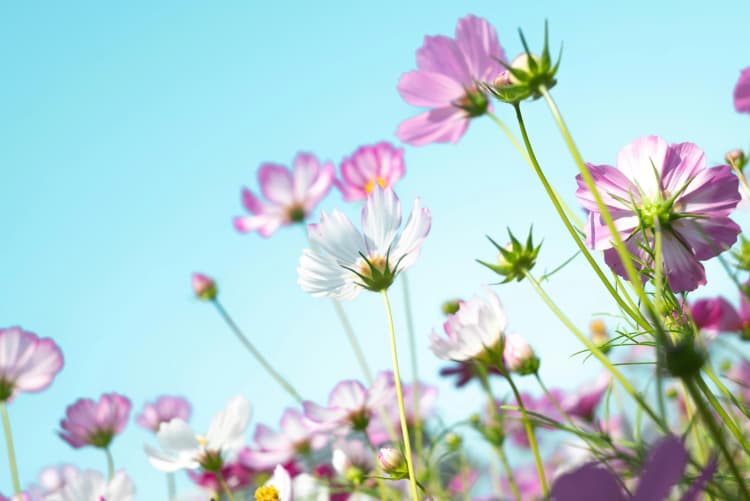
xmin=234 ymin=153 xmax=335 ymax=237
xmin=576 ymin=136 xmax=741 ymax=292
xmin=396 ymin=15 xmax=506 ymax=146
xmin=728 ymin=359 xmax=750 ymax=402
xmin=689 ymin=296 xmax=741 ymax=338
xmin=331 ymin=439 xmax=374 ymax=476
xmin=191 ymin=273 xmax=217 ymax=301
xmin=367 ymin=378 xmax=437 ymax=445
xmin=136 ymin=396 xmax=192 ymax=433
xmin=448 ymin=469 xmax=478 ymax=496
xmin=335 ymin=142 xmax=405 ymax=201
xmin=0 ymin=327 xmax=63 ymax=402
xmin=187 ymin=447 xmax=257 ymax=494
xmin=561 ymin=374 xmax=611 ymax=422
xmin=59 ymin=393 xmax=131 ymax=449
xmin=303 ymin=373 xmax=394 ymax=436
xmin=504 ymin=392 xmax=562 ymax=447
xmin=27 ymin=464 xmax=80 ymax=499
xmin=439 ymin=361 xmax=503 ymax=388
xmin=735 ymin=67 xmax=750 ymax=114
xmin=500 ymin=462 xmax=555 ymax=501
xmin=503 ymin=333 xmax=539 ymax=375
xmin=243 ymin=408 xmax=327 ymax=469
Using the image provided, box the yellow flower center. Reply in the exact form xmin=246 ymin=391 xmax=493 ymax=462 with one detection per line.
xmin=359 ymin=255 xmax=387 ymax=278
xmin=255 ymin=485 xmax=280 ymax=501
xmin=364 ymin=176 xmax=387 ymax=194
xmin=196 ymin=435 xmax=207 ymax=447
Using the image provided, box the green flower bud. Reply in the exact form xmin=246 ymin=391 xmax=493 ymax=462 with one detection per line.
xmin=478 ymin=227 xmax=541 ymax=283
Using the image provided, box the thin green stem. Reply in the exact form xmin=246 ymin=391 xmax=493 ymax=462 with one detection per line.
xmin=652 ymin=222 xmax=667 ymax=422
xmin=105 ymin=447 xmax=115 ymax=481
xmin=694 ymin=375 xmax=750 ymax=455
xmin=505 ymin=374 xmax=548 ymax=496
xmin=680 ymin=381 xmax=707 ymax=464
xmin=212 ymin=299 xmax=303 ymax=404
xmin=512 ymin=102 xmax=649 ymax=331
xmin=332 ymin=299 xmax=374 ymax=384
xmin=217 ymin=470 xmax=237 ymax=501
xmin=522 ymin=270 xmax=668 ymax=433
xmin=0 ymin=403 xmax=20 ymax=496
xmin=401 ymin=274 xmax=423 ymax=460
xmin=496 ymin=445 xmax=520 ymax=501
xmin=486 ymin=111 xmax=531 ymax=163
xmin=167 ymin=472 xmax=177 ymax=501
xmin=685 ymin=377 xmax=750 ymax=499
xmin=380 ymin=290 xmax=420 ymax=500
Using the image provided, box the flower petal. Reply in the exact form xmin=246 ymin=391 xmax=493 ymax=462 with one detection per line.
xmin=397 ymin=70 xmax=466 ymax=108
xmin=362 ymin=187 xmax=401 ymax=257
xmin=454 ymin=14 xmax=505 ymax=80
xmin=396 ymin=107 xmax=469 ymax=146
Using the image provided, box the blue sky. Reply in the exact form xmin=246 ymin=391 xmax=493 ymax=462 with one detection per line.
xmin=2 ymin=0 xmax=749 ymax=498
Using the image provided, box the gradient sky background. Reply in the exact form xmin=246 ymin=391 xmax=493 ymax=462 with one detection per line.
xmin=2 ymin=0 xmax=750 ymax=498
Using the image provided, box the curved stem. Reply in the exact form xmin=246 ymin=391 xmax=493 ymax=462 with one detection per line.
xmin=505 ymin=374 xmax=548 ymax=496
xmin=486 ymin=111 xmax=531 ymax=163
xmin=167 ymin=472 xmax=177 ymax=501
xmin=522 ymin=270 xmax=668 ymax=433
xmin=380 ymin=290 xmax=420 ymax=500
xmin=217 ymin=470 xmax=237 ymax=501
xmin=212 ymin=299 xmax=303 ymax=403
xmin=512 ymin=103 xmax=649 ymax=331
xmin=0 ymin=403 xmax=20 ymax=496
xmin=104 ymin=447 xmax=115 ymax=481
xmin=401 ymin=274 xmax=423 ymax=460
xmin=332 ymin=299 xmax=374 ymax=384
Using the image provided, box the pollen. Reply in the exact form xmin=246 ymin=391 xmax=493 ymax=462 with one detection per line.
xmin=255 ymin=485 xmax=280 ymax=501
xmin=196 ymin=435 xmax=207 ymax=447
xmin=359 ymin=255 xmax=387 ymax=277
xmin=364 ymin=176 xmax=387 ymax=194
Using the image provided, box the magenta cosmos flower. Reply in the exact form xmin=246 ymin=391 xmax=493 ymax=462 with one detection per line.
xmin=396 ymin=15 xmax=506 ymax=146
xmin=244 ymin=408 xmax=326 ymax=469
xmin=0 ymin=327 xmax=63 ymax=402
xmin=59 ymin=393 xmax=132 ymax=449
xmin=335 ymin=142 xmax=405 ymax=201
xmin=735 ymin=67 xmax=750 ymax=114
xmin=234 ymin=153 xmax=335 ymax=237
xmin=576 ymin=136 xmax=741 ymax=292
xmin=136 ymin=395 xmax=191 ymax=433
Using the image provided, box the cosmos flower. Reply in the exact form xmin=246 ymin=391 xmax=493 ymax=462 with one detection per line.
xmin=298 ymin=187 xmax=431 ymax=300
xmin=145 ymin=395 xmax=252 ymax=473
xmin=335 ymin=142 xmax=405 ymax=201
xmin=43 ymin=470 xmax=134 ymax=501
xmin=367 ymin=380 xmax=437 ymax=445
xmin=734 ymin=67 xmax=750 ymax=114
xmin=396 ymin=15 xmax=506 ymax=145
xmin=136 ymin=395 xmax=192 ymax=433
xmin=560 ymin=374 xmax=611 ymax=422
xmin=430 ymin=288 xmax=506 ymax=365
xmin=439 ymin=361 xmax=503 ymax=388
xmin=244 ymin=409 xmax=327 ymax=470
xmin=0 ymin=327 xmax=63 ymax=402
xmin=234 ymin=153 xmax=335 ymax=237
xmin=187 ymin=447 xmax=257 ymax=495
xmin=576 ymin=136 xmax=741 ymax=292
xmin=27 ymin=464 xmax=80 ymax=499
xmin=689 ymin=296 xmax=741 ymax=339
xmin=254 ymin=465 xmax=292 ymax=501
xmin=502 ymin=333 xmax=539 ymax=375
xmin=331 ymin=439 xmax=374 ymax=479
xmin=58 ymin=393 xmax=132 ymax=449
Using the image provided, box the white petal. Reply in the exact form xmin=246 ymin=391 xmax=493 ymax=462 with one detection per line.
xmin=308 ymin=210 xmax=366 ymax=264
xmin=297 ymin=249 xmax=361 ymax=300
xmin=144 ymin=444 xmax=198 ymax=473
xmin=265 ymin=465 xmax=292 ymax=501
xmin=391 ymin=197 xmax=431 ymax=271
xmin=361 ymin=187 xmax=401 ymax=256
xmin=104 ymin=471 xmax=135 ymax=501
xmin=205 ymin=395 xmax=252 ymax=453
xmin=156 ymin=418 xmax=199 ymax=454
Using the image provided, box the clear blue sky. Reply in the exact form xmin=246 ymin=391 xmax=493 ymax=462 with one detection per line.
xmin=2 ymin=1 xmax=749 ymax=497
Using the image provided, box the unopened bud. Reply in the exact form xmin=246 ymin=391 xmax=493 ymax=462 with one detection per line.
xmin=493 ymin=70 xmax=512 ymax=88
xmin=509 ymin=53 xmax=542 ymax=84
xmin=442 ymin=299 xmax=462 ymax=316
xmin=502 ymin=333 xmax=539 ymax=375
xmin=192 ymin=273 xmax=217 ymax=301
xmin=589 ymin=319 xmax=610 ymax=353
xmin=377 ymin=447 xmax=406 ymax=477
xmin=726 ymin=149 xmax=746 ymax=168
xmin=445 ymin=433 xmax=462 ymax=450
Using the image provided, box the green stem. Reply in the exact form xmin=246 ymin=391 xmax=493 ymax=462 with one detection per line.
xmin=104 ymin=447 xmax=115 ymax=481
xmin=380 ymin=290 xmax=420 ymax=501
xmin=401 ymin=274 xmax=423 ymax=460
xmin=685 ymin=377 xmax=750 ymax=499
xmin=694 ymin=374 xmax=750 ymax=455
xmin=505 ymin=374 xmax=548 ymax=496
xmin=167 ymin=472 xmax=176 ymax=501
xmin=217 ymin=470 xmax=237 ymax=501
xmin=212 ymin=299 xmax=303 ymax=404
xmin=332 ymin=299 xmax=374 ymax=384
xmin=512 ymin=102 xmax=649 ymax=331
xmin=522 ymin=270 xmax=668 ymax=433
xmin=0 ymin=403 xmax=20 ymax=496
xmin=477 ymin=369 xmax=521 ymax=501
xmin=486 ymin=111 xmax=531 ymax=163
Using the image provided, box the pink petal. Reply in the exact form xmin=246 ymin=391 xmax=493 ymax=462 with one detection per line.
xmin=734 ymin=67 xmax=750 ymax=114
xmin=258 ymin=164 xmax=294 ymax=205
xmin=396 ymin=107 xmax=469 ymax=146
xmin=397 ymin=70 xmax=465 ymax=108
xmin=454 ymin=14 xmax=505 ymax=81
xmin=415 ymin=35 xmax=471 ymax=84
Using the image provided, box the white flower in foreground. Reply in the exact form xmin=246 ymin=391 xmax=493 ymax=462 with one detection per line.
xmin=298 ymin=187 xmax=431 ymax=300
xmin=145 ymin=395 xmax=251 ymax=473
xmin=430 ymin=288 xmax=507 ymax=364
xmin=43 ymin=470 xmax=134 ymax=501
xmin=254 ymin=465 xmax=292 ymax=501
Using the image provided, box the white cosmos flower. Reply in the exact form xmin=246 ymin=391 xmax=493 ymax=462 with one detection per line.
xmin=43 ymin=470 xmax=134 ymax=501
xmin=430 ymin=287 xmax=507 ymax=363
xmin=255 ymin=465 xmax=292 ymax=501
xmin=298 ymin=187 xmax=431 ymax=300
xmin=145 ymin=395 xmax=251 ymax=473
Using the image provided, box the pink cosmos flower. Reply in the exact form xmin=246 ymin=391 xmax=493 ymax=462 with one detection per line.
xmin=689 ymin=296 xmax=741 ymax=338
xmin=728 ymin=359 xmax=750 ymax=403
xmin=243 ymin=408 xmax=327 ymax=469
xmin=59 ymin=393 xmax=132 ymax=449
xmin=448 ymin=469 xmax=478 ymax=497
xmin=303 ymin=373 xmax=394 ymax=436
xmin=735 ymin=67 xmax=750 ymax=114
xmin=367 ymin=379 xmax=437 ymax=445
xmin=335 ymin=142 xmax=405 ymax=201
xmin=0 ymin=327 xmax=63 ymax=402
xmin=234 ymin=153 xmax=335 ymax=237
xmin=576 ymin=136 xmax=741 ymax=292
xmin=439 ymin=361 xmax=503 ymax=388
xmin=136 ymin=395 xmax=192 ymax=433
xmin=396 ymin=15 xmax=506 ymax=145
xmin=560 ymin=374 xmax=611 ymax=422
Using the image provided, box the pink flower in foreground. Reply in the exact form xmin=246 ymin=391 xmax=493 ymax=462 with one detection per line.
xmin=136 ymin=395 xmax=192 ymax=433
xmin=576 ymin=136 xmax=741 ymax=292
xmin=234 ymin=153 xmax=335 ymax=237
xmin=59 ymin=393 xmax=132 ymax=449
xmin=735 ymin=67 xmax=750 ymax=114
xmin=0 ymin=327 xmax=63 ymax=402
xmin=244 ymin=408 xmax=327 ymax=469
xmin=396 ymin=15 xmax=506 ymax=146
xmin=335 ymin=142 xmax=405 ymax=201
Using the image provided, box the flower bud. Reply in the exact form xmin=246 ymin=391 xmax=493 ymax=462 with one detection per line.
xmin=441 ymin=299 xmax=462 ymax=316
xmin=502 ymin=333 xmax=539 ymax=375
xmin=444 ymin=433 xmax=462 ymax=451
xmin=493 ymin=70 xmax=512 ymax=88
xmin=509 ymin=53 xmax=542 ymax=84
xmin=726 ymin=149 xmax=746 ymax=169
xmin=377 ymin=447 xmax=407 ymax=478
xmin=192 ymin=273 xmax=217 ymax=301
xmin=478 ymin=227 xmax=540 ymax=283
xmin=589 ymin=319 xmax=611 ymax=353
